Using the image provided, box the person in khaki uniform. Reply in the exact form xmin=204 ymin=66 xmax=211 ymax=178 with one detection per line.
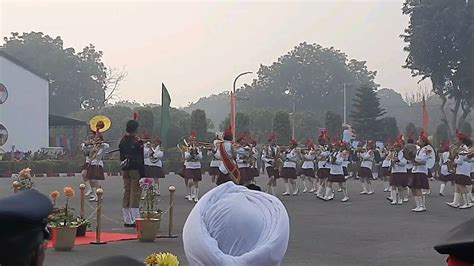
xmin=119 ymin=114 xmax=145 ymax=228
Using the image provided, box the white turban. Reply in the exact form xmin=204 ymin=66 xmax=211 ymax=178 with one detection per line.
xmin=183 ymin=182 xmax=290 ymax=266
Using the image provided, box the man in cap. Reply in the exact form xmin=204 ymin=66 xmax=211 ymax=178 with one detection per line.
xmin=434 ymin=218 xmax=474 ymax=266
xmin=0 ymin=190 xmax=53 ymax=266
xmin=183 ymin=181 xmax=290 ymax=266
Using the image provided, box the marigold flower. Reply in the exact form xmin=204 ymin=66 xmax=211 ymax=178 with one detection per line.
xmin=145 ymin=254 xmax=157 ymax=265
xmin=63 ymin=187 xmax=75 ymax=198
xmin=50 ymin=191 xmax=60 ymax=199
xmin=18 ymin=168 xmax=32 ymax=178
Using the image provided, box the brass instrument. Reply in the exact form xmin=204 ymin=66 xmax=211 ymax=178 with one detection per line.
xmin=87 ymin=115 xmax=112 ymax=160
xmin=446 ymin=144 xmax=470 ymax=173
xmin=388 ymin=150 xmax=400 ymax=167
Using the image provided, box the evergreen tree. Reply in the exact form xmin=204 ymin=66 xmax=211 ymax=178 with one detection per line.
xmin=190 ymin=109 xmax=208 ymax=141
xmin=379 ymin=117 xmax=399 ymax=141
xmin=404 ymin=122 xmax=421 ymax=139
xmin=350 ymin=85 xmax=386 ymax=140
xmin=135 ymin=107 xmax=154 ymax=137
xmin=325 ymin=111 xmax=342 ymax=139
xmin=433 ymin=124 xmax=450 ymax=148
xmin=273 ymin=111 xmax=291 ymax=145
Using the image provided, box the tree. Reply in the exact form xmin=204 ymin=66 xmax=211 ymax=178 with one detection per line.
xmin=190 ymin=109 xmax=208 ymax=141
xmin=273 ymin=111 xmax=291 ymax=145
xmin=401 ymin=0 xmax=474 ymax=138
xmin=325 ymin=111 xmax=342 ymax=139
xmin=461 ymin=122 xmax=472 ymax=137
xmin=1 ymin=32 xmax=118 ymax=114
xmin=249 ymin=108 xmax=274 ymax=142
xmin=293 ymin=112 xmax=322 ymax=141
xmin=135 ymin=107 xmax=154 ymax=137
xmin=219 ymin=112 xmax=251 ymax=137
xmin=404 ymin=122 xmax=420 ymax=139
xmin=350 ymin=85 xmax=386 ymax=140
xmin=379 ymin=117 xmax=400 ymax=141
xmin=433 ymin=124 xmax=450 ymax=149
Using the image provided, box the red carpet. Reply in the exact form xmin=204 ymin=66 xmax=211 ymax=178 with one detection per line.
xmin=47 ymin=232 xmax=137 ymax=248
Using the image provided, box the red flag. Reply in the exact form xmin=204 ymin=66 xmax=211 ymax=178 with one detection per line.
xmin=422 ymin=96 xmax=428 ymax=133
xmin=230 ymin=92 xmax=236 ymax=141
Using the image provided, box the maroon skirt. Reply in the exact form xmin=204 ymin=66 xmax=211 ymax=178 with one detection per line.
xmin=280 ymin=167 xmax=297 ymax=179
xmin=217 ymin=170 xmax=231 ymax=185
xmin=390 ymin=172 xmax=408 ymax=187
xmin=185 ymin=168 xmax=202 ymax=181
xmin=238 ymin=167 xmax=250 ymax=184
xmin=266 ymin=167 xmax=280 ymax=179
xmin=455 ymin=174 xmax=472 ymax=186
xmin=439 ymin=173 xmax=454 ymax=182
xmin=249 ymin=167 xmax=260 ymax=178
xmin=317 ymin=168 xmax=330 ymax=179
xmin=301 ymin=168 xmax=315 ymax=178
xmin=380 ymin=167 xmax=391 ymax=177
xmin=329 ymin=174 xmax=345 ymax=183
xmin=408 ymin=172 xmax=429 ymax=189
xmin=358 ymin=167 xmax=373 ymax=179
xmin=209 ymin=167 xmax=220 ymax=176
xmin=86 ymin=165 xmax=105 ymax=180
xmin=145 ymin=165 xmax=165 ymax=179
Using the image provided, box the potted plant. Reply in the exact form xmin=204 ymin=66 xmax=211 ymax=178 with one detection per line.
xmin=13 ymin=168 xmax=34 ymax=191
xmin=145 ymin=252 xmax=180 ymax=266
xmin=136 ymin=178 xmax=162 ymax=242
xmin=76 ymin=217 xmax=90 ymax=237
xmin=47 ymin=187 xmax=79 ymax=251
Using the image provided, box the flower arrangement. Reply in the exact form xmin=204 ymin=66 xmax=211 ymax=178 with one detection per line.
xmin=13 ymin=168 xmax=34 ymax=190
xmin=145 ymin=252 xmax=179 ymax=266
xmin=48 ymin=187 xmax=79 ymax=228
xmin=139 ymin=177 xmax=162 ymax=219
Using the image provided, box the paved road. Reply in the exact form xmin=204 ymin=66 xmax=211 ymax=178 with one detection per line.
xmin=1 ymin=174 xmax=471 ymax=266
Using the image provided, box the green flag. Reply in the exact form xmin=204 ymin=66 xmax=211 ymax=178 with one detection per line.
xmin=161 ymin=83 xmax=171 ymax=149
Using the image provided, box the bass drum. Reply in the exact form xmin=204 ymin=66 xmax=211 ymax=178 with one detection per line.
xmin=425 ymin=144 xmax=437 ymax=169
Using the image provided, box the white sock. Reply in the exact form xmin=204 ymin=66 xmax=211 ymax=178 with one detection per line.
xmin=390 ymin=190 xmax=396 ymax=202
xmin=122 ymin=208 xmax=132 ymax=224
xmin=451 ymin=192 xmax=461 ymax=205
xmin=271 ymin=186 xmax=275 ymax=195
xmin=284 ymin=183 xmax=290 ymax=193
xmin=325 ymin=187 xmax=332 ymax=198
xmin=195 ymin=187 xmax=199 ymax=199
xmin=361 ymin=183 xmax=367 ymax=192
xmin=440 ymin=183 xmax=446 ymax=194
xmin=131 ymin=208 xmax=140 ymax=223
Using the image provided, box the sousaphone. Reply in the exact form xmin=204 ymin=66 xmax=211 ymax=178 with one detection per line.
xmin=89 ymin=115 xmax=112 ymax=133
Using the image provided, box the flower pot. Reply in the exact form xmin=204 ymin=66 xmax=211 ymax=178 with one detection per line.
xmin=76 ymin=223 xmax=87 ymax=237
xmin=136 ymin=218 xmax=160 ymax=242
xmin=50 ymin=226 xmax=77 ymax=251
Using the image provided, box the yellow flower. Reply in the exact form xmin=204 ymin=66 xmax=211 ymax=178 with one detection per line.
xmin=50 ymin=191 xmax=60 ymax=199
xmin=63 ymin=187 xmax=75 ymax=198
xmin=145 ymin=254 xmax=157 ymax=265
xmin=145 ymin=252 xmax=179 ymax=266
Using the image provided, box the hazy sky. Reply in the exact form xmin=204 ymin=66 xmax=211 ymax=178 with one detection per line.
xmin=1 ymin=0 xmax=429 ymax=107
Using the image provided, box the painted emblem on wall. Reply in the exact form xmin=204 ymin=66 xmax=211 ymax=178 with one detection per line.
xmin=0 ymin=83 xmax=8 ymax=104
xmin=0 ymin=124 xmax=7 ymax=146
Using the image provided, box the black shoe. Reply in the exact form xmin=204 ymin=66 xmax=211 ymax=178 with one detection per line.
xmin=124 ymin=223 xmax=136 ymax=228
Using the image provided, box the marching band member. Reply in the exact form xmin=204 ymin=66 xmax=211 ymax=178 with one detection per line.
xmin=86 ymin=133 xmax=109 ymax=202
xmin=446 ymin=131 xmax=473 ymax=209
xmin=281 ymin=139 xmax=300 ymax=196
xmin=262 ymin=132 xmax=280 ymax=195
xmin=315 ymin=132 xmax=331 ymax=199
xmin=119 ymin=113 xmax=145 ymax=227
xmin=235 ymin=133 xmax=251 ymax=186
xmin=184 ymin=131 xmax=203 ymax=203
xmin=403 ymin=136 xmax=416 ymax=202
xmin=409 ymin=131 xmax=431 ymax=212
xmin=389 ymin=136 xmax=407 ymax=205
xmin=325 ymin=141 xmax=350 ymax=202
xmin=207 ymin=135 xmax=222 ymax=184
xmin=358 ymin=141 xmax=375 ymax=195
xmin=380 ymin=142 xmax=392 ymax=192
xmin=216 ymin=127 xmax=236 ymax=185
xmin=438 ymin=142 xmax=454 ymax=196
xmin=249 ymin=138 xmax=260 ymax=183
xmin=300 ymin=138 xmax=316 ymax=193
xmin=144 ymin=135 xmax=164 ymax=195
xmin=80 ymin=131 xmax=94 ymax=197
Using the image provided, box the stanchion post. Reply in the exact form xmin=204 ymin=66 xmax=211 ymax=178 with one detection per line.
xmin=12 ymin=181 xmax=20 ymax=193
xmin=90 ymin=188 xmax=107 ymax=245
xmin=157 ymin=185 xmax=178 ymax=239
xmin=79 ymin=183 xmax=85 ymax=218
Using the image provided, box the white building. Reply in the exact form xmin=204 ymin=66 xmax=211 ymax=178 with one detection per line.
xmin=0 ymin=51 xmax=50 ymax=152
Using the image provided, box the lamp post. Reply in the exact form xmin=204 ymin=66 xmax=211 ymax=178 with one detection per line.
xmin=285 ymin=89 xmax=296 ymax=140
xmin=231 ymin=71 xmax=252 ymax=141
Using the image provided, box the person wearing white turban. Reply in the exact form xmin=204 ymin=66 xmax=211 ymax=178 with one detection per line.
xmin=183 ymin=181 xmax=290 ymax=266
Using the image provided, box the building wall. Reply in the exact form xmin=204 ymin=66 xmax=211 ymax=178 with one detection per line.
xmin=0 ymin=56 xmax=49 ymax=152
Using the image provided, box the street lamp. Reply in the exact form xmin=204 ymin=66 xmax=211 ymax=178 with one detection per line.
xmin=231 ymin=71 xmax=252 ymax=141
xmin=285 ymin=89 xmax=296 ymax=140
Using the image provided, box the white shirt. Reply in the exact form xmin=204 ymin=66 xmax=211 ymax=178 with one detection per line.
xmin=262 ymin=145 xmax=279 ymax=168
xmin=330 ymin=152 xmax=344 ymax=175
xmin=439 ymin=151 xmax=450 ymax=176
xmin=218 ymin=141 xmax=234 ymax=174
xmin=455 ymin=146 xmax=471 ymax=177
xmin=317 ymin=150 xmax=331 ymax=169
xmin=89 ymin=143 xmax=109 ymax=167
xmin=185 ymin=148 xmax=203 ymax=169
xmin=236 ymin=147 xmax=250 ymax=168
xmin=381 ymin=151 xmax=391 ymax=168
xmin=251 ymin=147 xmax=259 ymax=168
xmin=360 ymin=151 xmax=374 ymax=169
xmin=144 ymin=145 xmax=164 ymax=167
xmin=412 ymin=146 xmax=429 ymax=175
xmin=301 ymin=151 xmax=316 ymax=169
xmin=283 ymin=148 xmax=299 ymax=169
xmin=391 ymin=151 xmax=407 ymax=173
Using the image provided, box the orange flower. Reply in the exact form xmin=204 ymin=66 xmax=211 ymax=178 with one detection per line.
xmin=63 ymin=187 xmax=75 ymax=198
xmin=18 ymin=168 xmax=31 ymax=178
xmin=50 ymin=191 xmax=60 ymax=199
